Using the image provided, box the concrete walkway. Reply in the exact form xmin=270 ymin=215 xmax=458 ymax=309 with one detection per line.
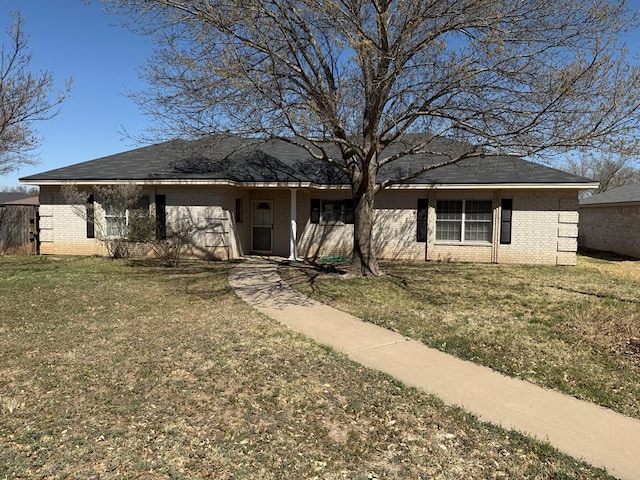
xmin=228 ymin=259 xmax=640 ymax=480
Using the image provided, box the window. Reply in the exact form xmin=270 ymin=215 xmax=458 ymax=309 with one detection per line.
xmin=436 ymin=200 xmax=463 ymax=241
xmin=104 ymin=203 xmax=125 ymax=237
xmin=465 ymin=200 xmax=493 ymax=242
xmin=310 ymin=199 xmax=354 ymax=224
xmin=436 ymin=200 xmax=492 ymax=243
xmin=104 ymin=195 xmax=150 ymax=237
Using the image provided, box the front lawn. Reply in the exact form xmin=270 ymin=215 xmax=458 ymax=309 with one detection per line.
xmin=279 ymin=254 xmax=640 ymax=420
xmin=0 ymin=256 xmax=613 ymax=479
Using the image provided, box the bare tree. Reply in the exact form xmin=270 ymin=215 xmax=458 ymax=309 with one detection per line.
xmin=127 ymin=215 xmax=196 ymax=267
xmin=105 ymin=0 xmax=640 ymax=276
xmin=0 ymin=185 xmax=38 ymax=195
xmin=62 ymin=183 xmax=143 ymax=259
xmin=63 ymin=183 xmax=198 ymax=264
xmin=0 ymin=12 xmax=71 ymax=174
xmin=565 ymin=151 xmax=640 ymax=195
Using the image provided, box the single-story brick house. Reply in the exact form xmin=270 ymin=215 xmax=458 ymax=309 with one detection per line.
xmin=20 ymin=136 xmax=597 ymax=265
xmin=579 ymin=183 xmax=640 ymax=259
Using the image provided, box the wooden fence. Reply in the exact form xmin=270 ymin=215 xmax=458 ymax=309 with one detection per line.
xmin=0 ymin=205 xmax=39 ymax=255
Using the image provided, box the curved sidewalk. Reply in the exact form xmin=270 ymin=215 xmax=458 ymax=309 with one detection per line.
xmin=229 ymin=259 xmax=640 ymax=480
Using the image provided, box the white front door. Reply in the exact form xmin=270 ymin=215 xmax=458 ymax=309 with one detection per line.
xmin=252 ymin=201 xmax=273 ymax=253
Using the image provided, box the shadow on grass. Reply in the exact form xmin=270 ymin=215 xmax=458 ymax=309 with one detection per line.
xmin=126 ymin=257 xmax=239 ymax=273
xmin=579 ymin=247 xmax=639 ymax=262
xmin=550 ymin=284 xmax=640 ymax=304
xmin=276 ymin=259 xmax=352 ymax=300
xmin=125 ymin=258 xmax=236 ymax=300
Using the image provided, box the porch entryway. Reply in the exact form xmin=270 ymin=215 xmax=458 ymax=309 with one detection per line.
xmin=252 ymin=200 xmax=273 ymax=253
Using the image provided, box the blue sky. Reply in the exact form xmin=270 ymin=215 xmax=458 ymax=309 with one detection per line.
xmin=1 ymin=0 xmax=153 ymax=188
xmin=2 ymin=1 xmax=640 ymax=188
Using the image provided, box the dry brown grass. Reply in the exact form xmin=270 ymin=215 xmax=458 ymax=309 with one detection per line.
xmin=0 ymin=256 xmax=613 ymax=479
xmin=279 ymin=254 xmax=640 ymax=419
xmin=580 ymin=253 xmax=640 ymax=282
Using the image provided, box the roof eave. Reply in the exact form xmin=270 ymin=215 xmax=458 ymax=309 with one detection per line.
xmin=387 ymin=182 xmax=600 ymax=190
xmin=580 ymin=201 xmax=640 ymax=208
xmin=20 ymin=178 xmax=350 ymax=189
xmin=22 ymin=178 xmax=599 ymax=190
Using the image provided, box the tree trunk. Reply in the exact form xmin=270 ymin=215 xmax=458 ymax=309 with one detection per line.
xmin=351 ymin=188 xmax=381 ymax=277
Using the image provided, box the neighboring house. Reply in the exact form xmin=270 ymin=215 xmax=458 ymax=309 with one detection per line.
xmin=579 ymin=183 xmax=640 ymax=259
xmin=0 ymin=193 xmax=40 ymax=255
xmin=20 ymin=136 xmax=597 ymax=265
xmin=0 ymin=192 xmax=36 ymax=205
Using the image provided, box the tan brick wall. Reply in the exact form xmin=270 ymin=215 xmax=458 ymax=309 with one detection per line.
xmin=40 ymin=241 xmax=107 ymax=256
xmin=296 ymin=188 xmax=579 ymax=265
xmin=426 ymin=190 xmax=496 ymax=263
xmin=39 ymin=185 xmax=243 ymax=260
xmin=296 ymin=189 xmax=428 ymax=261
xmin=297 ymin=190 xmax=353 ymax=259
xmin=39 ymin=185 xmax=296 ymax=260
xmin=271 ymin=190 xmax=293 ymax=257
xmin=579 ymin=205 xmax=640 ymax=258
xmin=151 ymin=186 xmax=243 ymax=260
xmin=372 ymin=190 xmax=427 ymax=260
xmin=38 ymin=186 xmax=106 ymax=256
xmin=37 ymin=185 xmax=580 ymax=265
xmin=497 ymin=190 xmax=579 ymax=265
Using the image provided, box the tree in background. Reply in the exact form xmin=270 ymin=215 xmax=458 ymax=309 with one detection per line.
xmin=0 ymin=12 xmax=71 ymax=175
xmin=565 ymin=151 xmax=640 ymax=195
xmin=105 ymin=0 xmax=640 ymax=276
xmin=0 ymin=185 xmax=38 ymax=195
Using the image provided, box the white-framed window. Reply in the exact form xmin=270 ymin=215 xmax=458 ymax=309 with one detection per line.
xmin=104 ymin=204 xmax=126 ymax=238
xmin=104 ymin=195 xmax=150 ymax=237
xmin=435 ymin=200 xmax=492 ymax=243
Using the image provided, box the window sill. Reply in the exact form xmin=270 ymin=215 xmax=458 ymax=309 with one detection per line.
xmin=315 ymin=221 xmax=352 ymax=226
xmin=434 ymin=241 xmax=492 ymax=247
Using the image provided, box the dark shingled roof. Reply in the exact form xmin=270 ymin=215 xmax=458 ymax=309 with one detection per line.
xmin=21 ymin=136 xmax=594 ymax=186
xmin=0 ymin=192 xmax=33 ymax=205
xmin=580 ymin=183 xmax=640 ymax=206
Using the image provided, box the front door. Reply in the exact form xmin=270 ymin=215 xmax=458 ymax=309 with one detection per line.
xmin=252 ymin=201 xmax=273 ymax=253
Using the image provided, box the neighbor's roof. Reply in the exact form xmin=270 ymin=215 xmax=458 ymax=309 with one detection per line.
xmin=20 ymin=136 xmax=596 ymax=189
xmin=580 ymin=182 xmax=640 ymax=206
xmin=0 ymin=192 xmax=37 ymax=205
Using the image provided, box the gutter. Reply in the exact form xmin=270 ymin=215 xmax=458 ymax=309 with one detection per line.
xmin=21 ymin=178 xmax=599 ymax=191
xmin=579 ymin=201 xmax=640 ymax=208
